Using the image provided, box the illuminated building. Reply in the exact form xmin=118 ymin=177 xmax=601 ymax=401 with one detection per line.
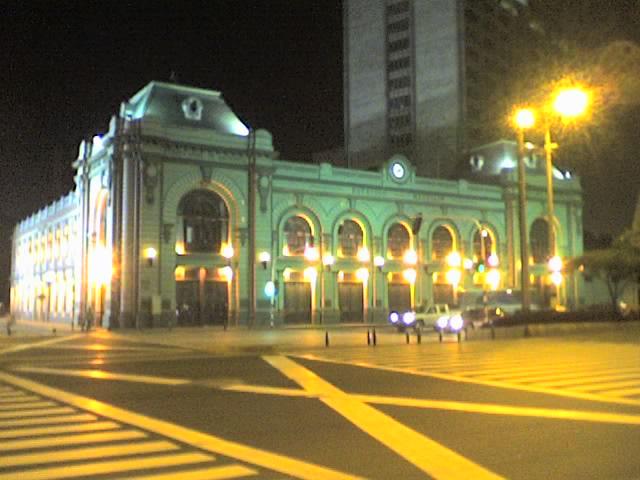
xmin=11 ymin=81 xmax=583 ymax=328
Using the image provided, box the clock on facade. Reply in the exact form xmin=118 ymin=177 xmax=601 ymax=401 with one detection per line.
xmin=390 ymin=161 xmax=405 ymax=180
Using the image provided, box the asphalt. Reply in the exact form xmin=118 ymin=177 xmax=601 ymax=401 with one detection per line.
xmin=3 ymin=315 xmax=639 ymax=354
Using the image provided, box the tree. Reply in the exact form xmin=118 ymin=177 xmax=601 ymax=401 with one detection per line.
xmin=572 ymin=230 xmax=640 ymax=316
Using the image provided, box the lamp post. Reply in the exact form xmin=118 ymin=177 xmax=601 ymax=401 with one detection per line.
xmin=43 ymin=270 xmax=56 ymax=323
xmin=544 ymin=87 xmax=590 ymax=257
xmin=514 ymin=108 xmax=535 ymax=312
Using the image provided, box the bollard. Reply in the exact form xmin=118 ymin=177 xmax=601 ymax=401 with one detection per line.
xmin=524 ymin=325 xmax=531 ymax=338
xmin=405 ymin=331 xmax=410 ymax=344
xmin=367 ymin=329 xmax=371 ymax=346
xmin=439 ymin=331 xmax=443 ymax=343
xmin=457 ymin=330 xmax=462 ymax=343
xmin=417 ymin=329 xmax=422 ymax=344
xmin=491 ymin=323 xmax=495 ymax=340
xmin=325 ymin=331 xmax=330 ymax=347
xmin=372 ymin=328 xmax=377 ymax=346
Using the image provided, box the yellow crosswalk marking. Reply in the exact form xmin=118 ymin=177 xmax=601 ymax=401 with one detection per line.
xmin=123 ymin=464 xmax=259 ymax=480
xmin=14 ymin=366 xmax=190 ymax=386
xmin=0 ymin=452 xmax=214 ymax=480
xmin=0 ymin=401 xmax=56 ymax=410
xmin=0 ymin=413 xmax=96 ymax=428
xmin=0 ymin=391 xmax=23 ymax=397
xmin=265 ymin=355 xmax=504 ymax=480
xmin=571 ymin=379 xmax=640 ymax=393
xmin=0 ymin=420 xmax=120 ymax=439
xmin=0 ymin=395 xmax=41 ymax=403
xmin=0 ymin=440 xmax=179 ymax=468
xmin=0 ymin=371 xmax=361 ymax=480
xmin=0 ymin=407 xmax=74 ymax=419
xmin=0 ymin=429 xmax=146 ymax=451
xmin=604 ymin=386 xmax=640 ymax=397
xmin=538 ymin=373 xmax=640 ymax=388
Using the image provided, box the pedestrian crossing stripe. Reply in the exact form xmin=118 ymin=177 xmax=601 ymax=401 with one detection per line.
xmin=296 ymin=346 xmax=640 ymax=407
xmin=0 ymin=373 xmax=360 ymax=480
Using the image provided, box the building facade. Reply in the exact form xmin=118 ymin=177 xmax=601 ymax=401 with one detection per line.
xmin=11 ymin=81 xmax=583 ymax=329
xmin=343 ymin=0 xmax=533 ymax=178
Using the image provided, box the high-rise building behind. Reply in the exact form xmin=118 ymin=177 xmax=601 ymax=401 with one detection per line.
xmin=343 ymin=0 xmax=533 ymax=178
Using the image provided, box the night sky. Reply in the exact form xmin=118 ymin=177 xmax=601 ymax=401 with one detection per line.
xmin=1 ymin=1 xmax=639 ymax=303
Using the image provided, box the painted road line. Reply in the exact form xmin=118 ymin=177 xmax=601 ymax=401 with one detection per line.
xmin=264 ymin=355 xmax=504 ymax=480
xmin=13 ymin=366 xmax=190 ymax=386
xmin=0 ymin=400 xmax=57 ymax=410
xmin=0 ymin=395 xmax=42 ymax=403
xmin=0 ymin=452 xmax=214 ymax=480
xmin=604 ymin=386 xmax=640 ymax=397
xmin=571 ymin=379 xmax=640 ymax=393
xmin=0 ymin=406 xmax=74 ymax=419
xmin=537 ymin=372 xmax=640 ymax=388
xmin=123 ymin=464 xmax=258 ymax=480
xmin=296 ymin=354 xmax=640 ymax=407
xmin=0 ymin=413 xmax=96 ymax=428
xmin=0 ymin=420 xmax=120 ymax=439
xmin=0 ymin=371 xmax=362 ymax=480
xmin=353 ymin=394 xmax=640 ymax=426
xmin=488 ymin=366 xmax=640 ymax=383
xmin=0 ymin=429 xmax=146 ymax=452
xmin=1 ymin=440 xmax=179 ymax=468
xmin=224 ymin=384 xmax=316 ymax=398
xmin=0 ymin=335 xmax=82 ymax=355
xmin=0 ymin=391 xmax=23 ymax=398
xmin=221 ymin=383 xmax=640 ymax=427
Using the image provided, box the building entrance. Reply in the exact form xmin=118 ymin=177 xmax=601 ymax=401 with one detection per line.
xmin=283 ymin=282 xmax=311 ymax=324
xmin=338 ymin=282 xmax=364 ymax=322
xmin=388 ymin=282 xmax=411 ymax=313
xmin=175 ymin=268 xmax=228 ymax=326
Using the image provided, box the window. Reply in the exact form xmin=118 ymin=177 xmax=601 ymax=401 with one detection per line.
xmin=178 ymin=190 xmax=228 ymax=253
xmin=387 ymin=0 xmax=409 ymax=16
xmin=339 ymin=220 xmax=363 ymax=257
xmin=387 ymin=18 xmax=409 ymax=33
xmin=472 ymin=228 xmax=494 ymax=262
xmin=388 ymin=57 xmax=410 ymax=72
xmin=432 ymin=226 xmax=454 ymax=261
xmin=388 ymin=37 xmax=410 ymax=53
xmin=387 ymin=223 xmax=410 ymax=259
xmin=388 ymin=76 xmax=411 ymax=90
xmin=530 ymin=219 xmax=550 ymax=264
xmin=284 ymin=216 xmax=312 ymax=256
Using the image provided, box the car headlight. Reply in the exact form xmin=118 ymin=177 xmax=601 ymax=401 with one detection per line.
xmin=402 ymin=311 xmax=416 ymax=326
xmin=389 ymin=311 xmax=399 ymax=324
xmin=436 ymin=316 xmax=449 ymax=329
xmin=449 ymin=314 xmax=464 ymax=331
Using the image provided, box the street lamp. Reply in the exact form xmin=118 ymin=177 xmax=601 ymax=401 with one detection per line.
xmin=514 ymin=108 xmax=535 ymax=311
xmin=544 ymin=87 xmax=590 ymax=258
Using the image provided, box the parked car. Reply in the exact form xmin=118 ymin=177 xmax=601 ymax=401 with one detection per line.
xmin=388 ymin=304 xmax=460 ymax=332
xmin=462 ymin=290 xmax=542 ymax=328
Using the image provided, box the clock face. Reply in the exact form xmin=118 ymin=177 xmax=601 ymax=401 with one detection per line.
xmin=391 ymin=162 xmax=405 ymax=179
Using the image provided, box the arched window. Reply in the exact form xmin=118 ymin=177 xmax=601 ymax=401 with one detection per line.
xmin=431 ymin=225 xmax=454 ymax=261
xmin=387 ymin=223 xmax=410 ymax=259
xmin=178 ymin=190 xmax=229 ymax=253
xmin=338 ymin=220 xmax=363 ymax=257
xmin=284 ymin=216 xmax=313 ymax=255
xmin=472 ymin=228 xmax=494 ymax=262
xmin=530 ymin=218 xmax=549 ymax=264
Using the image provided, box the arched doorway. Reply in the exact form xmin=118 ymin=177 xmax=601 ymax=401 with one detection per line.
xmin=431 ymin=225 xmax=455 ymax=305
xmin=282 ymin=215 xmax=314 ymax=324
xmin=175 ymin=190 xmax=230 ymax=326
xmin=387 ymin=223 xmax=412 ymax=312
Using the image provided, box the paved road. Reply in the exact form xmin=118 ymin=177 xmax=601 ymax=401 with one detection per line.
xmin=0 ymin=326 xmax=639 ymax=479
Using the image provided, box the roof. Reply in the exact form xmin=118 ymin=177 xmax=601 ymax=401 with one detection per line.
xmin=123 ymin=81 xmax=250 ymax=136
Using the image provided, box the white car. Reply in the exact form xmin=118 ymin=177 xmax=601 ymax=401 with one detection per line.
xmin=388 ymin=304 xmax=460 ymax=331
